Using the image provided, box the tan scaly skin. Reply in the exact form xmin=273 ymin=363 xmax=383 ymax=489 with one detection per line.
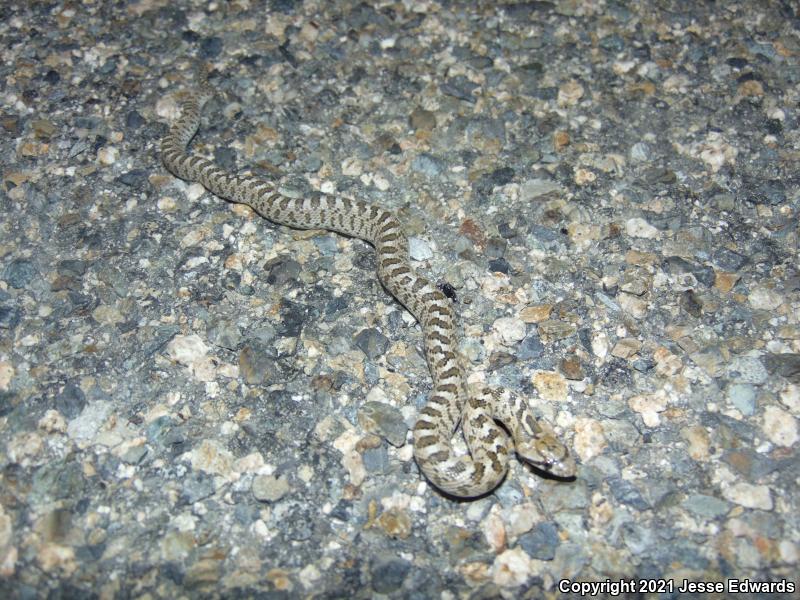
xmin=161 ymin=83 xmax=576 ymax=498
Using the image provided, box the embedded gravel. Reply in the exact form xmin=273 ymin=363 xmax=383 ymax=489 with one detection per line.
xmin=1 ymin=1 xmax=798 ymax=598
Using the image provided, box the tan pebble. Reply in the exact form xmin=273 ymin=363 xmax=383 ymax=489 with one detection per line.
xmin=573 ymin=417 xmax=606 ymax=461
xmin=19 ymin=141 xmax=49 ymax=157
xmin=779 ymin=384 xmax=799 ymax=413
xmin=38 ymin=409 xmax=67 ymax=433
xmin=573 ymin=168 xmax=596 ymax=185
xmin=566 ymin=222 xmax=599 ymax=247
xmin=409 ymin=107 xmax=436 ymax=131
xmin=611 ymin=338 xmax=642 ymax=359
xmin=299 ymin=564 xmax=322 ymax=589
xmin=553 ymin=130 xmax=570 ymax=150
xmin=557 ymin=79 xmax=584 ymax=107
xmin=190 ymin=439 xmax=234 ymax=476
xmin=629 ymin=392 xmax=668 ymax=427
xmin=738 ymin=80 xmax=764 ymax=97
xmin=779 ymin=540 xmax=798 ymax=564
xmin=333 ymin=430 xmax=366 ymax=487
xmin=625 ymin=249 xmax=659 ymax=265
xmin=503 ymin=503 xmax=540 ymax=538
xmin=537 ymin=319 xmax=576 ymax=341
xmin=91 ymin=304 xmax=124 ymax=325
xmin=0 ymin=361 xmax=15 ymax=391
xmin=591 ymin=331 xmax=609 ymax=359
xmin=697 ymin=133 xmax=738 ymax=172
xmin=377 ymin=507 xmax=412 ymax=539
xmin=97 ymin=146 xmax=118 ymax=165
xmin=617 ymin=293 xmax=648 ymax=319
xmin=157 ymin=196 xmax=177 ymax=211
xmin=37 ymin=543 xmax=76 ymax=576
xmin=0 ymin=544 xmax=16 ymax=577
xmin=460 ymin=561 xmax=490 ymax=584
xmin=167 ymin=334 xmax=209 ymax=366
xmin=491 ymin=547 xmax=532 ymax=587
xmin=6 ymin=432 xmax=43 ymax=465
xmin=619 ymin=271 xmax=649 ymax=295
xmin=559 ymin=356 xmax=584 ymax=380
xmin=341 ymin=157 xmax=363 ymax=177
xmin=590 ymin=492 xmax=613 ymax=526
xmin=481 ymin=510 xmax=506 ymax=553
xmin=224 ymin=253 xmax=244 ymax=271
xmin=532 ymin=371 xmax=568 ymax=401
xmin=653 ymin=346 xmax=682 ymax=376
xmin=184 ymin=556 xmax=224 ymax=586
xmin=714 ymin=271 xmax=740 ymax=293
xmin=681 ymin=425 xmax=711 ymax=461
xmin=179 ymin=227 xmax=209 ymax=248
xmin=519 ymin=304 xmax=552 ymax=323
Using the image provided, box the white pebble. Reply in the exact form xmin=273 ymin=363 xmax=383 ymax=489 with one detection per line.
xmin=762 ymin=405 xmax=798 ymax=447
xmin=722 ymin=482 xmax=772 ymax=510
xmin=493 ymin=317 xmax=527 ymax=344
xmin=625 ymin=217 xmax=660 ymax=239
xmin=408 ymin=237 xmax=434 ymax=261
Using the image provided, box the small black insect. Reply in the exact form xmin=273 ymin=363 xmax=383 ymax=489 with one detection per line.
xmin=437 ymin=281 xmax=457 ymax=302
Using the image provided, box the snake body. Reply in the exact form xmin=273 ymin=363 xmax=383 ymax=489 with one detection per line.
xmin=161 ymin=84 xmax=575 ymax=497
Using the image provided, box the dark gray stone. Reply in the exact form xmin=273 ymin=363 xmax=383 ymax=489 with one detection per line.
xmin=179 ymin=471 xmax=216 ymax=505
xmin=440 ymin=76 xmax=478 ymax=102
xmin=4 ymin=258 xmax=38 ymax=289
xmin=763 ymin=353 xmax=800 ymax=383
xmin=519 ymin=522 xmax=559 ymax=560
xmin=0 ymin=305 xmax=21 ymax=330
xmin=55 ymin=382 xmax=87 ymax=419
xmin=264 ymin=257 xmax=301 ymax=286
xmin=371 ymin=557 xmax=411 ymax=593
xmin=712 ymin=247 xmax=748 ymax=271
xmin=411 ymin=153 xmax=445 ymax=177
xmin=608 ymin=477 xmax=650 ymax=510
xmin=354 ymin=328 xmax=389 ymax=359
xmin=359 ymin=400 xmax=408 ymax=447
xmin=362 ymin=445 xmax=390 ymax=473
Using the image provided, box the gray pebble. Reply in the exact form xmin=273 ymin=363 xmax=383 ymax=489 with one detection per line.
xmin=411 ymin=153 xmax=445 ymax=177
xmin=4 ymin=258 xmax=38 ymax=289
xmin=312 ymin=234 xmax=338 ymax=256
xmin=517 ymin=333 xmax=544 ymax=360
xmin=371 ymin=556 xmax=411 ymax=593
xmin=55 ymin=382 xmax=87 ymax=419
xmin=726 ymin=355 xmax=768 ymax=384
xmin=362 ymin=445 xmax=390 ymax=473
xmin=763 ymin=353 xmax=800 ymax=384
xmin=179 ymin=471 xmax=216 ymax=505
xmin=518 ymin=522 xmax=559 ymax=560
xmin=682 ymin=494 xmax=731 ymax=518
xmin=727 ymin=383 xmax=756 ymax=415
xmin=353 ymin=328 xmax=389 ymax=359
xmin=358 ymin=401 xmax=408 ymax=447
xmin=252 ymin=474 xmax=291 ymax=503
xmin=440 ymin=76 xmax=478 ymax=103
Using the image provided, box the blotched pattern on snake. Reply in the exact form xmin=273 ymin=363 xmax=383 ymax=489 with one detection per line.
xmin=161 ymin=82 xmax=575 ymax=497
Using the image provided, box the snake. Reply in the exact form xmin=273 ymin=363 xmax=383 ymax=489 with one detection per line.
xmin=161 ymin=81 xmax=575 ymax=498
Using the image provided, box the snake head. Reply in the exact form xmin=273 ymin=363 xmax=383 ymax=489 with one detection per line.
xmin=515 ymin=429 xmax=576 ymax=479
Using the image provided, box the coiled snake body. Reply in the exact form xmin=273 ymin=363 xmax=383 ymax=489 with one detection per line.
xmin=161 ymin=84 xmax=575 ymax=498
